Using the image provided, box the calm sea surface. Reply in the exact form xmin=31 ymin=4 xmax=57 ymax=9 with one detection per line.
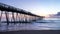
xmin=0 ymin=18 xmax=60 ymax=32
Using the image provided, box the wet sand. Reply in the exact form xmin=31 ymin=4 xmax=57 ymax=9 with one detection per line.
xmin=0 ymin=30 xmax=59 ymax=34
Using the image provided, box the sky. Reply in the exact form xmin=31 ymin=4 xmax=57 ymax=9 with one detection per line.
xmin=0 ymin=0 xmax=60 ymax=16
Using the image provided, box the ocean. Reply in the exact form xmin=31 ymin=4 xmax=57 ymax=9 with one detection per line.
xmin=0 ymin=18 xmax=60 ymax=32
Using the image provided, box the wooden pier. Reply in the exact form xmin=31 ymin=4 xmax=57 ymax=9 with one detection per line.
xmin=0 ymin=3 xmax=43 ymax=25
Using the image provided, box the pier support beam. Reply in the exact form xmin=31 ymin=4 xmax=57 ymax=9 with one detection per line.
xmin=0 ymin=11 xmax=3 ymax=26
xmin=5 ymin=11 xmax=9 ymax=25
xmin=18 ymin=13 xmax=21 ymax=22
xmin=12 ymin=12 xmax=15 ymax=23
